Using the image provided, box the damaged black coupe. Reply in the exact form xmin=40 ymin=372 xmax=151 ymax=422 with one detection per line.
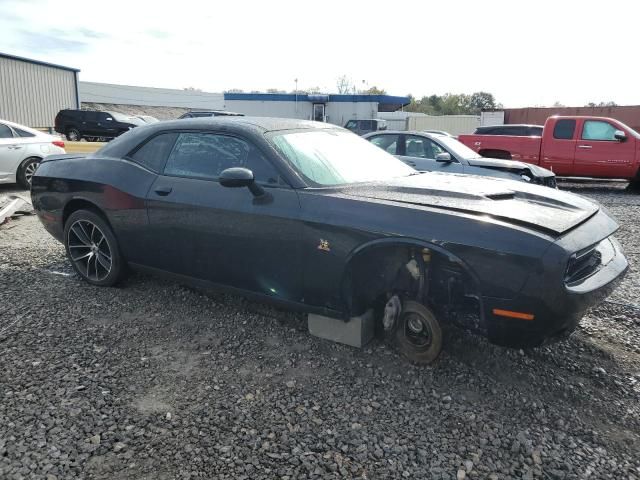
xmin=31 ymin=118 xmax=628 ymax=363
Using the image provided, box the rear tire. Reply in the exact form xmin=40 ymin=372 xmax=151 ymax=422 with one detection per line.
xmin=64 ymin=209 xmax=126 ymax=287
xmin=66 ymin=128 xmax=81 ymax=141
xmin=627 ymin=180 xmax=640 ymax=192
xmin=392 ymin=300 xmax=443 ymax=364
xmin=17 ymin=157 xmax=41 ymax=189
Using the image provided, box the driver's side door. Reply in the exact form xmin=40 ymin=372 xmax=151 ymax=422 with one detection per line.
xmin=143 ymin=131 xmax=303 ymax=302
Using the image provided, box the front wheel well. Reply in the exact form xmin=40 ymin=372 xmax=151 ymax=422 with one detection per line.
xmin=342 ymin=243 xmax=484 ymax=333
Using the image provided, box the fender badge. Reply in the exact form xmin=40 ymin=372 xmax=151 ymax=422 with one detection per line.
xmin=318 ymin=239 xmax=331 ymax=252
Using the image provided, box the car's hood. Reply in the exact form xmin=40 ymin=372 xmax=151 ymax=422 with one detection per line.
xmin=335 ymin=172 xmax=599 ymax=235
xmin=467 ymin=157 xmax=554 ymax=177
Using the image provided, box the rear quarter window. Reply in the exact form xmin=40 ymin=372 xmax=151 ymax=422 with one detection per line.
xmin=14 ymin=127 xmax=36 ymax=137
xmin=553 ymin=119 xmax=576 ymax=140
xmin=129 ymin=133 xmax=179 ymax=172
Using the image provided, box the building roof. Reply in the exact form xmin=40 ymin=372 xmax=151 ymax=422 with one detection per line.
xmin=0 ymin=52 xmax=80 ymax=72
xmin=223 ymin=92 xmax=410 ymax=106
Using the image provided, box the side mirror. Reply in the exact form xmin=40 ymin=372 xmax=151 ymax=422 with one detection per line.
xmin=614 ymin=130 xmax=627 ymax=142
xmin=436 ymin=152 xmax=452 ymax=163
xmin=219 ymin=167 xmax=264 ymax=196
xmin=106 ymin=117 xmax=113 ymax=121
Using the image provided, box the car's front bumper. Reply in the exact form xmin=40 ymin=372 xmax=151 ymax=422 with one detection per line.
xmin=483 ymin=244 xmax=627 ymax=347
xmin=480 ymin=210 xmax=628 ymax=348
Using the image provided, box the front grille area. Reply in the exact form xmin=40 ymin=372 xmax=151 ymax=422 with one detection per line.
xmin=565 ymin=244 xmax=603 ymax=285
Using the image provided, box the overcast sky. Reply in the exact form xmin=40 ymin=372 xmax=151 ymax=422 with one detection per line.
xmin=1 ymin=0 xmax=637 ymax=107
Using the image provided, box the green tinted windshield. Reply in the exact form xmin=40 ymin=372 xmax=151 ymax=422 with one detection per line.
xmin=270 ymin=130 xmax=415 ymax=186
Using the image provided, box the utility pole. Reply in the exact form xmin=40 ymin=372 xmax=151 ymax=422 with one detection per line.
xmin=295 ymin=78 xmax=298 ymax=114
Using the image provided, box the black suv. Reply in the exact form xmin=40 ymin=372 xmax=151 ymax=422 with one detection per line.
xmin=473 ymin=124 xmax=543 ymax=136
xmin=55 ymin=110 xmax=143 ymax=141
xmin=344 ymin=119 xmax=388 ymax=136
xmin=178 ymin=110 xmax=245 ymax=119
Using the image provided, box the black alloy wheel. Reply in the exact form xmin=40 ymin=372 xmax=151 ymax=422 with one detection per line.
xmin=64 ymin=209 xmax=125 ymax=286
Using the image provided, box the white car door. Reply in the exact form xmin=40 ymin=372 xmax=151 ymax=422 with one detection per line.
xmin=0 ymin=122 xmax=23 ymax=183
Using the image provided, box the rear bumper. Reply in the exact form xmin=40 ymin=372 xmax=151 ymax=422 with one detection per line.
xmin=482 ymin=235 xmax=628 ymax=348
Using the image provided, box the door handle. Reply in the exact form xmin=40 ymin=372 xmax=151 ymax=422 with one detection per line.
xmin=8 ymin=145 xmax=22 ymax=150
xmin=154 ymin=186 xmax=173 ymax=196
xmin=577 ymin=145 xmax=592 ymax=149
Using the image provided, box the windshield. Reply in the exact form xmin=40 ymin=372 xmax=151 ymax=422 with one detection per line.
xmin=270 ymin=129 xmax=416 ymax=186
xmin=436 ymin=135 xmax=483 ymax=160
xmin=107 ymin=111 xmax=129 ymax=122
xmin=107 ymin=111 xmax=144 ymax=125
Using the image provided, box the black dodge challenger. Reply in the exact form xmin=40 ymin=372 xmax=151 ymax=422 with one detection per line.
xmin=31 ymin=117 xmax=628 ymax=363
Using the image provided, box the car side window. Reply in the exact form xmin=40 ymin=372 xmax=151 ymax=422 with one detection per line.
xmin=0 ymin=124 xmax=15 ymax=138
xmin=84 ymin=112 xmax=99 ymax=121
xmin=13 ymin=127 xmax=36 ymax=137
xmin=129 ymin=133 xmax=179 ymax=172
xmin=369 ymin=134 xmax=399 ymax=154
xmin=404 ymin=135 xmax=446 ymax=159
xmin=553 ymin=119 xmax=576 ymax=140
xmin=581 ymin=120 xmax=617 ymax=141
xmin=164 ymin=132 xmax=283 ymax=185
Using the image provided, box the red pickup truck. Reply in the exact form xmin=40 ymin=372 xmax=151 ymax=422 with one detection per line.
xmin=458 ymin=116 xmax=640 ymax=187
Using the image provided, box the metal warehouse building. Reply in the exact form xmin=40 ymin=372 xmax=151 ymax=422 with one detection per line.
xmin=0 ymin=52 xmax=80 ymax=129
xmin=79 ymin=81 xmax=410 ymax=126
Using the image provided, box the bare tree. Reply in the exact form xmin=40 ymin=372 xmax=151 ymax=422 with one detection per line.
xmin=336 ymin=75 xmax=354 ymax=94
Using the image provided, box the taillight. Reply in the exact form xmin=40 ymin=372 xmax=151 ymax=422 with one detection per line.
xmin=52 ymin=140 xmax=65 ymax=148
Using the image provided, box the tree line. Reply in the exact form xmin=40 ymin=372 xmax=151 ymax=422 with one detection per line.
xmin=404 ymin=92 xmax=500 ymax=115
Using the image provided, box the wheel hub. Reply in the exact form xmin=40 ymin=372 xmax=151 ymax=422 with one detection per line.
xmin=407 ymin=316 xmax=424 ymax=333
xmin=404 ymin=312 xmax=432 ymax=348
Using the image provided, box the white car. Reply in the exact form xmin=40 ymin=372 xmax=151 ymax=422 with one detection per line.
xmin=0 ymin=119 xmax=66 ymax=188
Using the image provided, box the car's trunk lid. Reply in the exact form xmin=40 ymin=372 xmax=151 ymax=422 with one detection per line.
xmin=41 ymin=153 xmax=86 ymax=163
xmin=336 ymin=172 xmax=599 ymax=236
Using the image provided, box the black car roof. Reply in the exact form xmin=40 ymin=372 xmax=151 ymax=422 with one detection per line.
xmin=96 ymin=117 xmax=340 ymax=159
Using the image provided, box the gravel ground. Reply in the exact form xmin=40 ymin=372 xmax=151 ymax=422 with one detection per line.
xmin=0 ymin=182 xmax=639 ymax=480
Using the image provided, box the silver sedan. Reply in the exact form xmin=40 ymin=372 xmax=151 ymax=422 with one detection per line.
xmin=364 ymin=130 xmax=557 ymax=188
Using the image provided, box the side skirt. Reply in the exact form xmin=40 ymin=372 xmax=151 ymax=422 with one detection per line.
xmin=128 ymin=262 xmax=345 ymax=320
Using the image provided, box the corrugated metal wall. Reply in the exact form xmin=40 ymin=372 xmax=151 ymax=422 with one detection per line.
xmin=80 ymin=81 xmax=225 ymax=109
xmin=407 ymin=115 xmax=481 ymax=135
xmin=0 ymin=56 xmax=77 ymax=128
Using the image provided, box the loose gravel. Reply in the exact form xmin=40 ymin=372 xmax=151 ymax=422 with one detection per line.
xmin=0 ymin=182 xmax=639 ymax=480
